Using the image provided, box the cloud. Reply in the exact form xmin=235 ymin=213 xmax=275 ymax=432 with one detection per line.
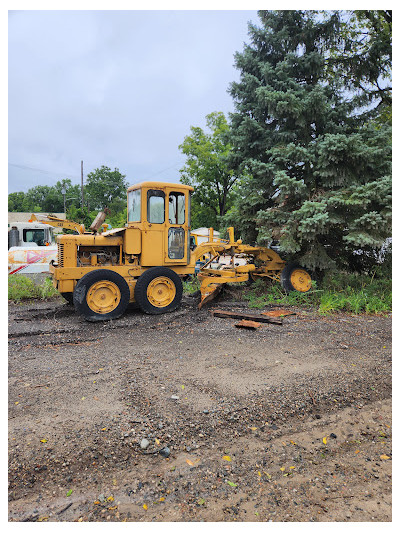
xmin=8 ymin=10 xmax=258 ymax=192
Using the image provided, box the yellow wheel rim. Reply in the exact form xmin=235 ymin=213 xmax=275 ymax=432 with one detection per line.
xmin=290 ymin=269 xmax=312 ymax=292
xmin=86 ymin=280 xmax=121 ymax=314
xmin=147 ymin=276 xmax=176 ymax=308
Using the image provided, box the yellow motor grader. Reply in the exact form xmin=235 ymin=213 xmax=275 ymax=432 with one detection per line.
xmin=49 ymin=181 xmax=312 ymax=321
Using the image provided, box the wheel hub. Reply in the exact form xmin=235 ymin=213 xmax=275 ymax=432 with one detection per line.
xmin=147 ymin=276 xmax=176 ymax=307
xmin=86 ymin=280 xmax=121 ymax=313
xmin=290 ymin=269 xmax=312 ymax=292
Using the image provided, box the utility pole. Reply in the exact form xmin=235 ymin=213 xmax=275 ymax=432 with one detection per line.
xmin=61 ymin=181 xmax=67 ymax=216
xmin=81 ymin=160 xmax=84 ymax=210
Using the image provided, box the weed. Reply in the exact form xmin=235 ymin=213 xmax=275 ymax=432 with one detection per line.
xmin=241 ymin=271 xmax=391 ymax=315
xmin=182 ymin=277 xmax=200 ymax=295
xmin=9 ymin=268 xmax=391 ymax=316
xmin=8 ymin=275 xmax=59 ymax=302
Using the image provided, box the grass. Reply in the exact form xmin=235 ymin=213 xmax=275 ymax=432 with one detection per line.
xmin=8 ymin=275 xmax=59 ymax=302
xmin=183 ymin=269 xmax=391 ymax=315
xmin=242 ymin=271 xmax=391 ymax=315
xmin=318 ymin=271 xmax=391 ymax=314
xmin=183 ymin=276 xmax=200 ymax=294
xmin=9 ymin=268 xmax=391 ymax=315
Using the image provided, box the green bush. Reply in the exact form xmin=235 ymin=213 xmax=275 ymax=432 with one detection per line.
xmin=8 ymin=275 xmax=59 ymax=302
xmin=242 ymin=271 xmax=391 ymax=315
xmin=182 ymin=277 xmax=200 ymax=294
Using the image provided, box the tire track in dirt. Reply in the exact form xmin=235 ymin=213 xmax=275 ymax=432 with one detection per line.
xmin=8 ymin=299 xmax=391 ymax=522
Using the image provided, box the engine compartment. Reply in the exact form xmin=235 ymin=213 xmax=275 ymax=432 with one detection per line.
xmin=77 ymin=246 xmax=120 ymax=267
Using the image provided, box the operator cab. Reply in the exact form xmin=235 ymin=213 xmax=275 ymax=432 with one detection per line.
xmin=126 ymin=181 xmax=193 ymax=266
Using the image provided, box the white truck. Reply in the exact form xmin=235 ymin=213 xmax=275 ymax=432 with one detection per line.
xmin=8 ymin=221 xmax=57 ymax=275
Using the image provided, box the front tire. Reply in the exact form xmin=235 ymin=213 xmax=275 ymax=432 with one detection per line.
xmin=280 ymin=263 xmax=312 ymax=293
xmin=134 ymin=267 xmax=183 ymax=315
xmin=73 ymin=269 xmax=130 ymax=322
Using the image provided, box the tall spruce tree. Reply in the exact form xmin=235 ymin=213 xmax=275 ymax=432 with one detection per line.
xmin=227 ymin=10 xmax=391 ymax=272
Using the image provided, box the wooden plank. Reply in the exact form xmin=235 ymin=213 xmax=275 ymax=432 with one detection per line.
xmin=212 ymin=309 xmax=282 ymax=325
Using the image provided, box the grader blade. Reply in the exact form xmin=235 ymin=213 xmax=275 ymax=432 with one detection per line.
xmin=198 ymin=284 xmax=222 ymax=310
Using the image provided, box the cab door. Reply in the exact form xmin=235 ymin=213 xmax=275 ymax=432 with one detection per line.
xmin=141 ymin=188 xmax=165 ymax=266
xmin=164 ymin=189 xmax=189 ymax=265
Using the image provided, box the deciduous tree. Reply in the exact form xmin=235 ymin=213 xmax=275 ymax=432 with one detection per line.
xmin=85 ymin=166 xmax=128 ymax=212
xmin=8 ymin=191 xmax=26 ymax=212
xmin=179 ymin=112 xmax=240 ymax=228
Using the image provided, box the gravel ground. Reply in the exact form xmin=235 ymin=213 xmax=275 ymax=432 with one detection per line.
xmin=8 ymin=293 xmax=392 ymax=522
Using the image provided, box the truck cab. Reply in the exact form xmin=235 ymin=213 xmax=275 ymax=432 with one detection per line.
xmin=8 ymin=222 xmax=55 ymax=249
xmin=8 ymin=222 xmax=57 ymax=275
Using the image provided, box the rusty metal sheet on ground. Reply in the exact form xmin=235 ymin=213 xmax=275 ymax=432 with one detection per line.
xmin=234 ymin=320 xmax=262 ymax=329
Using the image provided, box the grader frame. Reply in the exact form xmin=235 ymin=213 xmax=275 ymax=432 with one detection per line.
xmin=49 ymin=181 xmax=311 ymax=321
xmin=193 ymin=227 xmax=286 ymax=308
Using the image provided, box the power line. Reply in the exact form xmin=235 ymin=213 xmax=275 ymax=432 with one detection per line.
xmin=142 ymin=161 xmax=184 ymax=181
xmin=9 ymin=160 xmax=185 ymax=185
xmin=8 ymin=162 xmax=81 ymax=181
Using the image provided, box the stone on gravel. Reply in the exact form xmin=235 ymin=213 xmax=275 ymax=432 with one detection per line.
xmin=159 ymin=447 xmax=170 ymax=458
xmin=140 ymin=439 xmax=149 ymax=450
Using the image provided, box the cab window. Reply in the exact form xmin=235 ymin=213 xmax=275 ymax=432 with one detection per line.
xmin=169 ymin=192 xmax=185 ymax=225
xmin=147 ymin=190 xmax=165 ymax=223
xmin=168 ymin=228 xmax=185 ymax=259
xmin=128 ymin=189 xmax=141 ymax=222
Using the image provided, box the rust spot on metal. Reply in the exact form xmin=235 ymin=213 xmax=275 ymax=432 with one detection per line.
xmin=234 ymin=320 xmax=262 ymax=329
xmin=198 ymin=285 xmax=222 ymax=309
xmin=212 ymin=309 xmax=282 ymax=325
xmin=261 ymin=309 xmax=296 ymax=317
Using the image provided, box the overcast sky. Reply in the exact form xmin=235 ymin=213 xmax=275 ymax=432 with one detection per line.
xmin=8 ymin=9 xmax=260 ymax=194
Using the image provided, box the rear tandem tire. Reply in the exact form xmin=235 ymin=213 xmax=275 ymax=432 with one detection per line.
xmin=134 ymin=266 xmax=183 ymax=315
xmin=73 ymin=269 xmax=130 ymax=322
xmin=280 ymin=263 xmax=313 ymax=293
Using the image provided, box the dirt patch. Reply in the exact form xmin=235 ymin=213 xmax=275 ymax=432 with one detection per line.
xmin=8 ymin=297 xmax=392 ymax=522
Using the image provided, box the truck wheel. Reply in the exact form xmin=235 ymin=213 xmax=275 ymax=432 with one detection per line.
xmin=134 ymin=267 xmax=183 ymax=315
xmin=60 ymin=292 xmax=73 ymax=305
xmin=73 ymin=270 xmax=130 ymax=322
xmin=280 ymin=263 xmax=312 ymax=293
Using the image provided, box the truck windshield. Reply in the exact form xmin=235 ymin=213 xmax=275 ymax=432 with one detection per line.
xmin=22 ymin=228 xmax=54 ymax=246
xmin=23 ymin=229 xmax=46 ymax=246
